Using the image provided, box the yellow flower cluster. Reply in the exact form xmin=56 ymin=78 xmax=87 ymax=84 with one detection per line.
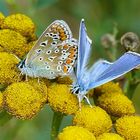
xmin=97 ymin=91 xmax=135 ymax=117
xmin=73 ymin=106 xmax=112 ymax=136
xmin=1 ymin=14 xmax=35 ymax=38
xmin=95 ymin=82 xmax=135 ymax=117
xmin=48 ymin=83 xmax=79 ymax=115
xmin=0 ymin=92 xmax=3 ymax=111
xmin=115 ymin=115 xmax=140 ymax=140
xmin=56 ymin=76 xmax=73 ymax=85
xmin=4 ymin=81 xmax=47 ymax=119
xmin=57 ymin=126 xmax=96 ymax=140
xmin=95 ymin=82 xmax=123 ymax=95
xmin=0 ymin=52 xmax=21 ymax=85
xmin=0 ymin=12 xmax=5 ymax=28
xmin=97 ymin=133 xmax=124 ymax=140
xmin=0 ymin=13 xmax=37 ymax=58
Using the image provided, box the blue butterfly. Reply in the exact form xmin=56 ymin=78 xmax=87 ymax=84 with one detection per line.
xmin=71 ymin=19 xmax=140 ymax=106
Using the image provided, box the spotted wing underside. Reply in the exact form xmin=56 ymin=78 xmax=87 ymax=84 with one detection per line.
xmin=25 ymin=20 xmax=78 ymax=79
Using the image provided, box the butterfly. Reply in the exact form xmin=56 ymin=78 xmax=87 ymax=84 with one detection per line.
xmin=71 ymin=19 xmax=140 ymax=106
xmin=18 ymin=20 xmax=78 ymax=79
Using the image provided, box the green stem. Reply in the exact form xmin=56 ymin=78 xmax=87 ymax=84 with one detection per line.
xmin=51 ymin=111 xmax=64 ymax=140
xmin=124 ymin=72 xmax=139 ymax=99
xmin=0 ymin=110 xmax=12 ymax=126
xmin=126 ymin=83 xmax=138 ymax=99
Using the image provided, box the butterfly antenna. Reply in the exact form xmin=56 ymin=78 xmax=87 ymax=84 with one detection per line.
xmin=84 ymin=95 xmax=92 ymax=108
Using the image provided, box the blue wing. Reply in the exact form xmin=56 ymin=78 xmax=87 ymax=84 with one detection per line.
xmin=76 ymin=19 xmax=92 ymax=87
xmin=88 ymin=51 xmax=140 ymax=89
xmin=88 ymin=60 xmax=112 ymax=82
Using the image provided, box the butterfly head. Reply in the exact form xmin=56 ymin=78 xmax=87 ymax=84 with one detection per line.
xmin=18 ymin=58 xmax=26 ymax=70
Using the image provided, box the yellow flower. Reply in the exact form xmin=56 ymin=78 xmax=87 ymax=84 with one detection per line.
xmin=73 ymin=106 xmax=112 ymax=136
xmin=97 ymin=92 xmax=135 ymax=117
xmin=56 ymin=76 xmax=73 ymax=85
xmin=115 ymin=116 xmax=140 ymax=140
xmin=97 ymin=133 xmax=124 ymax=140
xmin=47 ymin=83 xmax=79 ymax=115
xmin=0 ymin=29 xmax=28 ymax=58
xmin=27 ymin=33 xmax=37 ymax=42
xmin=0 ymin=52 xmax=21 ymax=85
xmin=26 ymin=78 xmax=48 ymax=99
xmin=95 ymin=82 xmax=123 ymax=96
xmin=25 ymin=40 xmax=36 ymax=54
xmin=0 ymin=92 xmax=4 ymax=111
xmin=0 ymin=46 xmax=5 ymax=52
xmin=0 ymin=12 xmax=5 ymax=28
xmin=1 ymin=14 xmax=35 ymax=38
xmin=4 ymin=82 xmax=47 ymax=120
xmin=57 ymin=126 xmax=96 ymax=140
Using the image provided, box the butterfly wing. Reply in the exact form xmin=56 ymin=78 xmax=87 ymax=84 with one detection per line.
xmin=24 ymin=20 xmax=78 ymax=79
xmin=75 ymin=19 xmax=92 ymax=87
xmin=88 ymin=51 xmax=140 ymax=89
xmin=88 ymin=59 xmax=112 ymax=81
xmin=26 ymin=20 xmax=72 ymax=63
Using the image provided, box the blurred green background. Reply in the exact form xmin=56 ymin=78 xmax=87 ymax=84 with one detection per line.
xmin=0 ymin=0 xmax=140 ymax=139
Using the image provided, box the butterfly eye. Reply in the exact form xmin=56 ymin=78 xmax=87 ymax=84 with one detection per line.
xmin=62 ymin=50 xmax=66 ymax=53
xmin=61 ymin=57 xmax=65 ymax=60
xmin=46 ymin=33 xmax=49 ymax=36
xmin=51 ymin=42 xmax=57 ymax=45
xmin=50 ymin=71 xmax=54 ymax=75
xmin=57 ymin=65 xmax=61 ymax=71
xmin=73 ymin=46 xmax=77 ymax=49
xmin=46 ymin=50 xmax=51 ymax=54
xmin=50 ymin=33 xmax=53 ymax=36
xmin=55 ymin=49 xmax=59 ymax=53
xmin=58 ymin=61 xmax=63 ymax=65
xmin=39 ymin=57 xmax=43 ymax=61
xmin=46 ymin=65 xmax=50 ymax=70
xmin=36 ymin=49 xmax=42 ymax=53
xmin=40 ymin=42 xmax=46 ymax=47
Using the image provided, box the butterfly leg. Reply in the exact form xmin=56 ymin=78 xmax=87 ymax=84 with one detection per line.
xmin=84 ymin=95 xmax=92 ymax=108
xmin=25 ymin=74 xmax=28 ymax=81
xmin=17 ymin=72 xmax=22 ymax=82
xmin=77 ymin=94 xmax=82 ymax=111
xmin=38 ymin=77 xmax=40 ymax=84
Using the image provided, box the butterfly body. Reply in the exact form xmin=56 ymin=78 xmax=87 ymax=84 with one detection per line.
xmin=72 ymin=19 xmax=140 ymax=104
xmin=18 ymin=20 xmax=78 ymax=79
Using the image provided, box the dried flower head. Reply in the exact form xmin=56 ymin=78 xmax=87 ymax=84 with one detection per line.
xmin=0 ymin=52 xmax=21 ymax=85
xmin=73 ymin=106 xmax=112 ymax=136
xmin=47 ymin=83 xmax=79 ymax=115
xmin=97 ymin=133 xmax=124 ymax=140
xmin=4 ymin=82 xmax=47 ymax=120
xmin=57 ymin=126 xmax=96 ymax=140
xmin=0 ymin=29 xmax=28 ymax=58
xmin=97 ymin=91 xmax=135 ymax=117
xmin=121 ymin=32 xmax=140 ymax=52
xmin=1 ymin=14 xmax=35 ymax=38
xmin=115 ymin=115 xmax=140 ymax=140
xmin=101 ymin=33 xmax=116 ymax=48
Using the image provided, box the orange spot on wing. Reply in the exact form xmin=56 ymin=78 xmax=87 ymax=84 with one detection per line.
xmin=63 ymin=45 xmax=69 ymax=49
xmin=63 ymin=65 xmax=68 ymax=73
xmin=60 ymin=36 xmax=66 ymax=41
xmin=66 ymin=59 xmax=72 ymax=64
